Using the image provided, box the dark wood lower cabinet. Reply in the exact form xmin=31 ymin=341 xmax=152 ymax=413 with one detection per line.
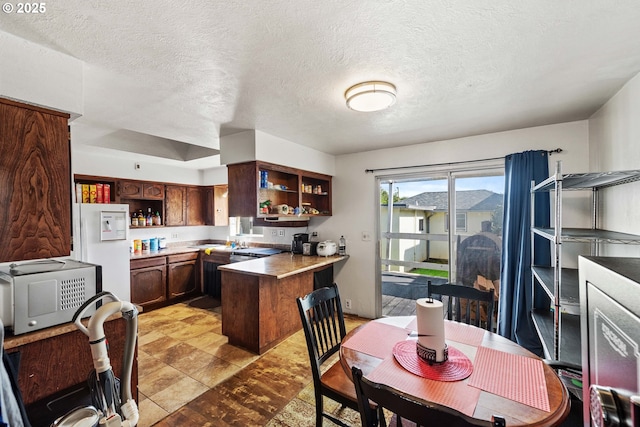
xmin=168 ymin=253 xmax=198 ymax=298
xmin=130 ymin=257 xmax=167 ymax=308
xmin=131 ymin=252 xmax=199 ymax=310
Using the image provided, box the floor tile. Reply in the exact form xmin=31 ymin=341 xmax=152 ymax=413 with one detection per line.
xmin=148 ymin=375 xmax=209 ymax=413
xmin=138 ymin=363 xmax=188 ymax=397
xmin=137 ymin=397 xmax=169 ymax=427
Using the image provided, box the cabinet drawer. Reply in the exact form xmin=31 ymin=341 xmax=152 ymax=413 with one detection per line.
xmin=131 ymin=256 xmax=167 ymax=270
xmin=167 ymin=252 xmax=198 ymax=263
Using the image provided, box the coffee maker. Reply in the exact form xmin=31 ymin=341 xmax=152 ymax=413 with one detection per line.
xmin=291 ymin=233 xmax=309 ymax=254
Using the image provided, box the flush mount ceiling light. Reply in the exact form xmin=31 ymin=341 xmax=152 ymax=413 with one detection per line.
xmin=345 ymin=81 xmax=397 ymax=112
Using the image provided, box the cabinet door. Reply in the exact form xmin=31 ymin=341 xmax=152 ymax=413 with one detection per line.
xmin=119 ymin=180 xmax=144 ymax=199
xmin=168 ymin=260 xmax=197 ymax=298
xmin=186 ymin=186 xmax=205 ymax=226
xmin=130 ymin=265 xmax=167 ymax=307
xmin=214 ymin=185 xmax=229 ymax=226
xmin=0 ymin=99 xmax=71 ymax=262
xmin=143 ymin=182 xmax=165 ymax=199
xmin=228 ymin=162 xmax=259 ymax=217
xmin=165 ymin=185 xmax=187 ymax=226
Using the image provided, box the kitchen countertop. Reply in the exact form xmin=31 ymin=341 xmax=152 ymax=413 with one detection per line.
xmin=218 ymin=253 xmax=348 ymax=279
xmin=130 ymin=246 xmax=200 ymax=260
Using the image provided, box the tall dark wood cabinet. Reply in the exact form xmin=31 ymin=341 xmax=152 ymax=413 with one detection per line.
xmin=165 ymin=185 xmax=187 ymax=226
xmin=0 ymin=98 xmax=71 ymax=262
xmin=186 ymin=186 xmax=205 ymax=225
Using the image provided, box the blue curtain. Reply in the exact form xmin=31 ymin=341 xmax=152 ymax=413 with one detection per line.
xmin=497 ymin=150 xmax=551 ymax=356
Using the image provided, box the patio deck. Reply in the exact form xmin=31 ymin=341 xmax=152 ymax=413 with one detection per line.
xmin=381 ymin=271 xmax=447 ymax=317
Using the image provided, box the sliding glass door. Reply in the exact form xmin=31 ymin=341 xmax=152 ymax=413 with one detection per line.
xmin=378 ymin=167 xmax=504 ymax=318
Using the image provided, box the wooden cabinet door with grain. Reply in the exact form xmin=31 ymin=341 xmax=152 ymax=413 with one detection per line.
xmin=168 ymin=260 xmax=197 ymax=298
xmin=165 ymin=185 xmax=187 ymax=226
xmin=0 ymin=99 xmax=71 ymax=262
xmin=187 ymin=186 xmax=205 ymax=225
xmin=130 ymin=265 xmax=167 ymax=307
xmin=118 ymin=180 xmax=144 ymax=199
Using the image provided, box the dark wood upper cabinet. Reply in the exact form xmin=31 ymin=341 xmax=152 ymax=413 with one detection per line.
xmin=142 ymin=182 xmax=164 ymax=199
xmin=0 ymin=98 xmax=71 ymax=262
xmin=186 ymin=186 xmax=205 ymax=226
xmin=165 ymin=185 xmax=187 ymax=226
xmin=118 ymin=180 xmax=164 ymax=200
xmin=119 ymin=180 xmax=143 ymax=199
xmin=227 ymin=161 xmax=332 ymax=222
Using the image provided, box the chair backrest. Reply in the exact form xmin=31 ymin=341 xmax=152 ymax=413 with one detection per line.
xmin=351 ymin=366 xmax=493 ymax=427
xmin=297 ymin=284 xmax=347 ymax=378
xmin=426 ymin=281 xmax=495 ymax=331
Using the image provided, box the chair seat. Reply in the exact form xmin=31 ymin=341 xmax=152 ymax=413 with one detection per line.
xmin=321 ymin=360 xmax=358 ymax=402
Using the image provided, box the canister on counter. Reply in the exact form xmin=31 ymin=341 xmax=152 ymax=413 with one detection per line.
xmin=150 ymin=237 xmax=158 ymax=251
xmin=133 ymin=239 xmax=142 ymax=253
xmin=142 ymin=239 xmax=150 ymax=252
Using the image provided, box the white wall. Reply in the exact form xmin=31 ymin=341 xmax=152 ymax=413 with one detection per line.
xmin=0 ymin=31 xmax=83 ymax=116
xmin=589 ymin=71 xmax=640 ymax=256
xmin=329 ymin=121 xmax=590 ymax=319
xmin=220 ymin=129 xmax=335 ymax=176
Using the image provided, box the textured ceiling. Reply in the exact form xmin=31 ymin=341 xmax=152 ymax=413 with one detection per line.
xmin=2 ymin=0 xmax=640 ymax=166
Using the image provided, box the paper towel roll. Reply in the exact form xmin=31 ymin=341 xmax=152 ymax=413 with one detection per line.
xmin=415 ymin=298 xmax=447 ymax=363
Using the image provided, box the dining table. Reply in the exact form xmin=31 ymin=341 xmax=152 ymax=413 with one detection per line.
xmin=339 ymin=316 xmax=570 ymax=426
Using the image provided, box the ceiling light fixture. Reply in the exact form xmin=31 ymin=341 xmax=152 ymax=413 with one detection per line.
xmin=345 ymin=81 xmax=397 ymax=112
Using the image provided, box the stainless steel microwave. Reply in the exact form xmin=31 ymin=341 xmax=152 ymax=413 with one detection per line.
xmin=579 ymin=256 xmax=640 ymax=426
xmin=0 ymin=259 xmax=101 ymax=335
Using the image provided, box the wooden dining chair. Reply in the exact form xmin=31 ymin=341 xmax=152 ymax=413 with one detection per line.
xmin=351 ymin=366 xmax=497 ymax=427
xmin=297 ymin=283 xmax=360 ymax=427
xmin=426 ymin=281 xmax=495 ymax=331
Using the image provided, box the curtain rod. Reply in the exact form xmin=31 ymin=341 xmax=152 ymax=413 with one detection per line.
xmin=364 ymin=148 xmax=563 ymax=174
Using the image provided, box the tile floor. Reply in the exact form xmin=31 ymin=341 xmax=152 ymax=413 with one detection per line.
xmin=136 ymin=297 xmax=367 ymax=426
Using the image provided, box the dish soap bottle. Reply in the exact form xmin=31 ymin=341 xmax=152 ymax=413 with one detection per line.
xmin=339 ymin=235 xmax=346 ymax=255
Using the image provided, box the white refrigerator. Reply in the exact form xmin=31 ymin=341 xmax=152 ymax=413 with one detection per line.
xmin=72 ymin=203 xmax=131 ymax=301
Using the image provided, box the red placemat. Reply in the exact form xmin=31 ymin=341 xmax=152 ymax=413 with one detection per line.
xmin=405 ymin=319 xmax=486 ymax=347
xmin=341 ymin=321 xmax=410 ymax=359
xmin=367 ymin=356 xmax=481 ymax=417
xmin=392 ymin=340 xmax=473 ymax=381
xmin=468 ymin=346 xmax=550 ymax=412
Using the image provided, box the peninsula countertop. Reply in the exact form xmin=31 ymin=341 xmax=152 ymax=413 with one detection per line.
xmin=218 ymin=253 xmax=349 ymax=279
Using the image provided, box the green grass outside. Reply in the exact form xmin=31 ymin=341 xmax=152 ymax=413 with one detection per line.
xmin=410 ymin=268 xmax=449 ymax=278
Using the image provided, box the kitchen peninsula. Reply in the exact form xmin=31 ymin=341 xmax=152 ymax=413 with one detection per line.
xmin=218 ymin=253 xmax=348 ymax=354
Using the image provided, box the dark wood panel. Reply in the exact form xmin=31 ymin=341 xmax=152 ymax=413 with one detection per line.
xmin=187 ymin=186 xmax=205 ymax=225
xmin=142 ymin=182 xmax=164 ymax=199
xmin=119 ymin=180 xmax=143 ymax=198
xmin=130 ymin=265 xmax=167 ymax=307
xmin=228 ymin=162 xmax=258 ymax=217
xmin=0 ymin=100 xmax=71 ymax=262
xmin=167 ymin=252 xmax=198 ymax=263
xmin=165 ymin=185 xmax=186 ymax=226
xmin=6 ymin=318 xmax=137 ymax=406
xmin=222 ymin=271 xmax=260 ymax=352
xmin=168 ymin=260 xmax=197 ymax=298
xmin=221 ymin=269 xmax=315 ymax=354
xmin=130 ymin=256 xmax=166 ymax=269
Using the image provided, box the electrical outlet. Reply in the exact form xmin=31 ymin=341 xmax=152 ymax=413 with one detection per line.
xmin=345 ymin=299 xmax=352 ymax=310
xmin=278 ymin=229 xmax=285 ymax=237
xmin=311 ymin=231 xmax=318 ymax=237
xmin=362 ymin=231 xmax=371 ymax=241
xmin=271 ymin=229 xmax=277 ymax=236
xmin=171 ymin=233 xmax=178 ymax=239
